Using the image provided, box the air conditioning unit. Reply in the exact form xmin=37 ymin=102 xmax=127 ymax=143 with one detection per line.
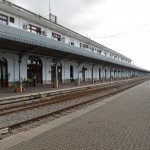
xmin=42 ymin=30 xmax=47 ymax=36
xmin=34 ymin=14 xmax=42 ymax=19
xmin=23 ymin=23 xmax=29 ymax=30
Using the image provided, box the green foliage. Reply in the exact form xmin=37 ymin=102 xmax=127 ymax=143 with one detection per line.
xmin=12 ymin=81 xmax=19 ymax=88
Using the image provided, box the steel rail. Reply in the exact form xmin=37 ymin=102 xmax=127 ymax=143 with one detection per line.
xmin=0 ymin=78 xmax=148 ymax=132
xmin=0 ymin=78 xmax=148 ymax=117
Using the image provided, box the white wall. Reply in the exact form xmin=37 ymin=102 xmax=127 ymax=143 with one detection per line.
xmin=0 ymin=8 xmax=132 ymax=65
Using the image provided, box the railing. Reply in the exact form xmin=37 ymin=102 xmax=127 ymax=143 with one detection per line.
xmin=49 ymin=13 xmax=57 ymax=24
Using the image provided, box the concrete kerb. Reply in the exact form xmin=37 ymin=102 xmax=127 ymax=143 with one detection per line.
xmin=0 ymin=82 xmax=140 ymax=150
xmin=0 ymin=78 xmax=138 ymax=104
xmin=0 ymin=80 xmax=118 ymax=103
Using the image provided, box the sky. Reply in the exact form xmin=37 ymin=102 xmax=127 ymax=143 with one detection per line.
xmin=8 ymin=0 xmax=150 ymax=70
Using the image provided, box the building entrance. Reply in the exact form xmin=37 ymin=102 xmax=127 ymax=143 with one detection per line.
xmin=27 ymin=56 xmax=42 ymax=86
xmin=70 ymin=65 xmax=74 ymax=82
xmin=82 ymin=66 xmax=86 ymax=81
xmin=99 ymin=68 xmax=101 ymax=80
xmin=51 ymin=60 xmax=62 ymax=86
xmin=0 ymin=58 xmax=8 ymax=87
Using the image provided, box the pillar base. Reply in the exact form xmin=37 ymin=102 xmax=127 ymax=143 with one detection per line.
xmin=77 ymin=78 xmax=80 ymax=86
xmin=53 ymin=80 xmax=59 ymax=88
xmin=92 ymin=79 xmax=95 ymax=84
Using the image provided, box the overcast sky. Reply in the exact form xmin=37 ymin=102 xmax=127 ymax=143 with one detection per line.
xmin=9 ymin=0 xmax=150 ymax=70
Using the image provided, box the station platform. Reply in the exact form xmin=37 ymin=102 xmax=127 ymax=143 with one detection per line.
xmin=0 ymin=81 xmax=94 ymax=99
xmin=1 ymin=80 xmax=150 ymax=150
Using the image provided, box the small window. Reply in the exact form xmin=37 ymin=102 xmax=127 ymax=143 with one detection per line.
xmin=97 ymin=50 xmax=102 ymax=54
xmin=92 ymin=47 xmax=94 ymax=51
xmin=29 ymin=24 xmax=41 ymax=35
xmin=70 ymin=38 xmax=74 ymax=45
xmin=52 ymin=32 xmax=61 ymax=41
xmin=10 ymin=17 xmax=15 ymax=23
xmin=110 ymin=54 xmax=113 ymax=57
xmin=80 ymin=43 xmax=82 ymax=48
xmin=0 ymin=14 xmax=8 ymax=25
xmin=71 ymin=42 xmax=74 ymax=45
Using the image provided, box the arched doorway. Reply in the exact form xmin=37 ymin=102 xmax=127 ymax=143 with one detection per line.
xmin=51 ymin=60 xmax=62 ymax=86
xmin=27 ymin=56 xmax=42 ymax=86
xmin=91 ymin=68 xmax=93 ymax=81
xmin=114 ymin=70 xmax=116 ymax=79
xmin=122 ymin=70 xmax=124 ymax=78
xmin=70 ymin=65 xmax=74 ymax=82
xmin=82 ymin=66 xmax=86 ymax=81
xmin=110 ymin=69 xmax=112 ymax=79
xmin=105 ymin=68 xmax=107 ymax=80
xmin=99 ymin=68 xmax=101 ymax=80
xmin=0 ymin=58 xmax=8 ymax=87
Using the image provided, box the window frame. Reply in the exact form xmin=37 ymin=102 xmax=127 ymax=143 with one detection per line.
xmin=0 ymin=13 xmax=8 ymax=25
xmin=29 ymin=24 xmax=41 ymax=35
xmin=10 ymin=16 xmax=15 ymax=23
xmin=52 ymin=32 xmax=61 ymax=41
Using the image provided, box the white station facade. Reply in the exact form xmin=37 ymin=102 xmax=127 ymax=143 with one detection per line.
xmin=0 ymin=0 xmax=149 ymax=88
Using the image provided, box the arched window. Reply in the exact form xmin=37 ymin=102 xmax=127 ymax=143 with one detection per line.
xmin=0 ymin=58 xmax=8 ymax=87
xmin=27 ymin=56 xmax=42 ymax=86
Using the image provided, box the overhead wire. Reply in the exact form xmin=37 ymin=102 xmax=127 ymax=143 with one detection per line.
xmin=92 ymin=22 xmax=150 ymax=38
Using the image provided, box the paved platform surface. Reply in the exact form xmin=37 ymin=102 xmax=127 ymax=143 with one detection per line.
xmin=0 ymin=82 xmax=76 ymax=98
xmin=2 ymin=80 xmax=150 ymax=150
xmin=0 ymin=81 xmax=99 ymax=99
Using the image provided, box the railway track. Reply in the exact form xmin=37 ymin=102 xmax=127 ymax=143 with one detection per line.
xmin=0 ymin=78 xmax=137 ymax=106
xmin=0 ymin=77 xmax=149 ymax=138
xmin=0 ymin=85 xmax=115 ymax=116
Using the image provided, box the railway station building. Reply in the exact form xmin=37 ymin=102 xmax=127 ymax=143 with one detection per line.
xmin=0 ymin=0 xmax=149 ymax=88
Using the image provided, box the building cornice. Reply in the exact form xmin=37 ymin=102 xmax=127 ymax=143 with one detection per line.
xmin=0 ymin=1 xmax=132 ymax=61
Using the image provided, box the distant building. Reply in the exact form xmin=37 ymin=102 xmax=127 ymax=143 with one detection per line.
xmin=0 ymin=0 xmax=149 ymax=88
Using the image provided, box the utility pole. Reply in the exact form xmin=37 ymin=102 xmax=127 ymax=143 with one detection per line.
xmin=49 ymin=0 xmax=51 ymax=14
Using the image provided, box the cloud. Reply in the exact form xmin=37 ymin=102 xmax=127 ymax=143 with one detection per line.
xmin=7 ymin=0 xmax=150 ymax=70
xmin=81 ymin=0 xmax=106 ymax=6
xmin=44 ymin=0 xmax=106 ymax=34
xmin=9 ymin=0 xmax=106 ymax=33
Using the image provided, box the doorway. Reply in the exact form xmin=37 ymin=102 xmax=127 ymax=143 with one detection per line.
xmin=27 ymin=56 xmax=42 ymax=86
xmin=82 ymin=66 xmax=86 ymax=81
xmin=70 ymin=65 xmax=74 ymax=82
xmin=51 ymin=61 xmax=62 ymax=85
xmin=99 ymin=68 xmax=101 ymax=80
xmin=0 ymin=58 xmax=8 ymax=87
